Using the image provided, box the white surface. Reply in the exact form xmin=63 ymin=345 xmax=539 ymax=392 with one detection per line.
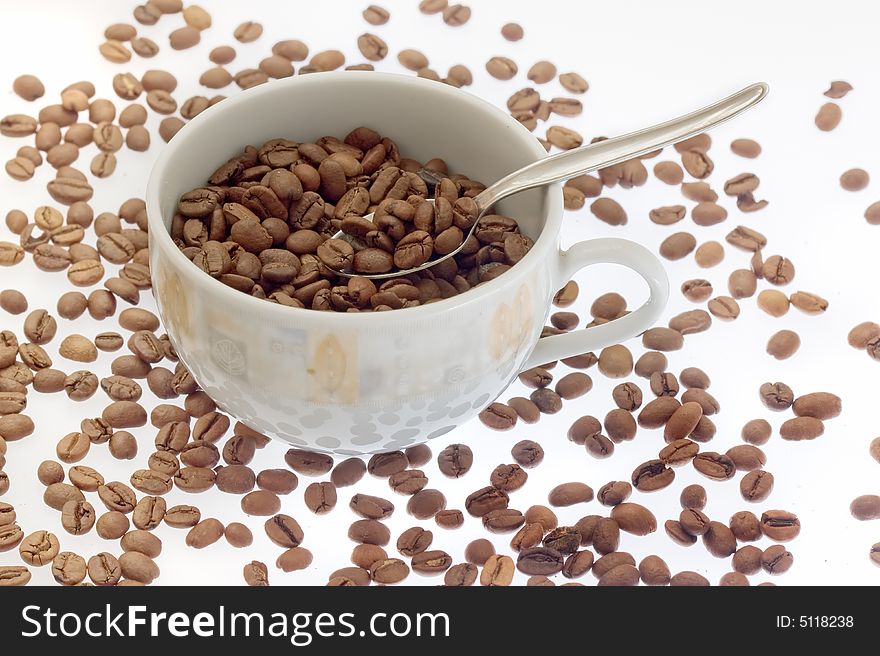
xmin=1 ymin=0 xmax=878 ymax=586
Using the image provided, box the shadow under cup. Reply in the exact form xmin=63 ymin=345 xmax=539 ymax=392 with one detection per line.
xmin=147 ymin=72 xmax=560 ymax=455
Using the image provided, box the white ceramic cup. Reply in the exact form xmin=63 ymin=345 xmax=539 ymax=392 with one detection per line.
xmin=146 ymin=72 xmax=669 ymax=456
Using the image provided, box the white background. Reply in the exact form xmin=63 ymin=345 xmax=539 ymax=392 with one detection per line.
xmin=1 ymin=0 xmax=879 ymax=586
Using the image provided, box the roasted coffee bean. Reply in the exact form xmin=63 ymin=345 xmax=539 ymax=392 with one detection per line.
xmin=164 ymin=504 xmax=200 ymax=528
xmin=285 ymin=449 xmax=333 ymax=476
xmin=679 ymin=484 xmax=707 ymax=511
xmin=243 ymin=561 xmax=269 ymax=587
xmin=397 ymin=526 xmax=433 ymax=556
xmin=760 ymin=381 xmax=794 ymax=410
xmin=548 ymin=482 xmax=593 ymax=506
xmin=301 ymin=482 xmax=336 ymax=514
xmin=632 ymin=460 xmax=675 ymax=492
xmin=407 ymin=489 xmax=446 ymax=520
xmin=19 ymin=530 xmax=60 ymax=566
xmin=438 ymin=444 xmax=473 ymax=478
xmin=174 ymin=467 xmax=215 ymax=492
xmin=444 ymin=562 xmax=477 ymax=586
xmin=367 ymin=451 xmax=408 ymax=477
xmin=567 ymin=415 xmax=601 ymax=444
xmin=597 ymin=481 xmax=632 ymax=506
xmin=88 ymin=552 xmax=121 ymax=586
xmin=185 ymin=518 xmax=224 ymax=549
xmin=465 ymin=486 xmax=509 ymax=517
xmin=389 ymin=469 xmax=428 ymax=495
xmin=348 ymin=519 xmax=390 ymax=546
xmin=97 ymin=481 xmax=136 ymax=513
xmin=760 ymin=510 xmax=800 ymax=541
xmin=490 ymin=464 xmax=528 ymax=491
xmin=275 ymin=546 xmax=312 ymax=572
xmin=517 ymin=547 xmax=564 ymax=576
xmin=692 ymin=452 xmax=736 ymax=481
xmin=480 ymin=402 xmax=517 ymax=430
xmin=215 ymin=464 xmax=256 ymax=494
xmin=592 ymin=552 xmax=636 ymax=579
xmin=703 ymin=521 xmax=737 ymax=558
xmin=850 ymin=495 xmax=880 ymax=521
xmin=590 ymin=197 xmax=626 ymax=225
xmin=730 ymin=510 xmax=762 ymax=542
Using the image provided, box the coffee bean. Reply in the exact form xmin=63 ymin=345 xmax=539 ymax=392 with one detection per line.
xmin=700 ymin=521 xmax=737 ymax=558
xmin=122 ymin=530 xmax=163 ymax=558
xmin=441 ymin=3 xmax=471 ymax=25
xmin=406 ymin=488 xmax=446 ymax=520
xmin=437 ymin=444 xmax=473 ymax=477
xmin=766 ymin=329 xmax=800 ymax=360
xmin=369 ymin=557 xmax=409 ymax=584
xmin=758 ymin=381 xmax=794 ymax=413
xmin=815 ymin=102 xmax=842 ymax=131
xmin=730 ymin=510 xmax=762 ymax=542
xmin=548 ymin=482 xmax=593 ymax=506
xmin=760 ymin=510 xmax=800 ymax=541
xmin=274 ymin=546 xmax=312 ymax=572
xmin=478 ymin=402 xmax=517 ymax=430
xmin=50 ymin=552 xmax=85 ymax=586
xmin=130 ymin=469 xmax=172 ymax=495
xmin=592 ymin=552 xmax=636 ymax=579
xmin=779 ymin=415 xmax=823 ymax=441
xmin=758 ymin=544 xmax=793 ymax=575
xmin=88 ymin=552 xmax=121 ymax=585
xmin=119 ymin=551 xmax=159 ymax=583
xmin=597 ymin=564 xmax=640 ymax=586
xmin=465 ymin=486 xmax=509 ymax=517
xmin=59 ymin=499 xmax=95 ymax=535
xmin=726 ymin=445 xmax=766 ymax=472
xmin=245 ymin=471 xmax=294 ymax=501
xmin=132 ymin=496 xmax=165 ymax=531
xmin=408 ymin=550 xmax=451 ymax=574
xmin=479 ymin=554 xmax=514 ymax=586
xmin=789 ymin=290 xmax=828 ymax=314
xmin=489 ymin=464 xmax=528 ymax=492
xmin=19 ymin=530 xmax=60 ymax=566
xmin=215 ymin=464 xmax=256 ymax=494
xmin=591 ymin=518 xmax=619 ymax=555
xmin=162 ymin=504 xmax=200 ymax=529
xmin=517 ymin=547 xmax=564 ymax=576
xmin=361 ymin=4 xmax=390 ymax=24
xmin=284 ymin=449 xmax=333 ymax=476
xmin=506 ymin=441 xmax=542 ymax=471
xmin=185 ymin=518 xmax=224 ymax=549
xmin=510 ymin=522 xmax=543 ymax=552
xmin=589 ymin=197 xmax=626 ymax=225
xmin=669 ymin=571 xmax=709 ymax=586
xmin=546 ymin=125 xmax=583 ymax=150
xmin=850 ymin=494 xmax=880 ymax=521
xmin=387 ymin=470 xmax=427 ymax=496
xmin=243 ymin=561 xmax=269 ymax=586
xmin=632 ymin=460 xmax=675 ymax=492
xmin=348 ymin=519 xmax=390 ymax=546
xmin=660 ymin=232 xmax=696 ymax=260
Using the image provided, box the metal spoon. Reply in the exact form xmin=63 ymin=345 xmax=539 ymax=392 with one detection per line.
xmin=326 ymin=82 xmax=769 ymax=279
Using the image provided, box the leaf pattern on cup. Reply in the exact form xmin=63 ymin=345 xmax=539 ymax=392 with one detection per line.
xmin=212 ymin=339 xmax=246 ymax=376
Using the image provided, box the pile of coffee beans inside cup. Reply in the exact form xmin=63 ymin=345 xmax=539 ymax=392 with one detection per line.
xmin=171 ymin=129 xmax=532 ymax=310
xmin=0 ymin=0 xmax=876 ymax=587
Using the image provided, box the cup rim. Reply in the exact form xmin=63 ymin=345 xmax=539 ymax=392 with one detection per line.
xmin=146 ymin=71 xmax=561 ymax=321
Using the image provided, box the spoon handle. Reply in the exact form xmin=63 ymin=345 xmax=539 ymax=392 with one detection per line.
xmin=473 ymin=82 xmax=769 ymax=213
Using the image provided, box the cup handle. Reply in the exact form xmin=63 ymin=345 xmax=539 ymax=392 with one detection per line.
xmin=521 ymin=237 xmax=669 ymax=370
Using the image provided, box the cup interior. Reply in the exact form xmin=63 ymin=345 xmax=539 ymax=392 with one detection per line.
xmin=151 ymin=72 xmax=555 ymax=255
